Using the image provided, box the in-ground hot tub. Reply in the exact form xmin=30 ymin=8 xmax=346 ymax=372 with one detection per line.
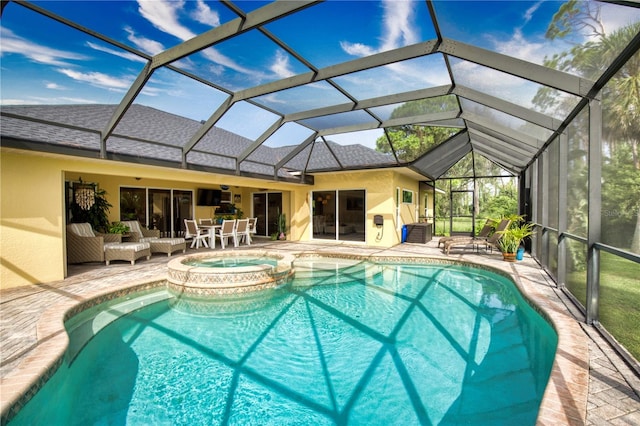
xmin=167 ymin=250 xmax=295 ymax=299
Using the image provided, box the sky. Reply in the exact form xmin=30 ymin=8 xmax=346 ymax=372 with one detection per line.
xmin=1 ymin=1 xmax=639 ymax=149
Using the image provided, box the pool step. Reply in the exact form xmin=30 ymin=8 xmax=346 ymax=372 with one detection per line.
xmin=292 ymin=259 xmax=383 ymax=287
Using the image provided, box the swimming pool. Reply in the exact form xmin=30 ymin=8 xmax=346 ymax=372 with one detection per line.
xmin=7 ymin=257 xmax=557 ymax=425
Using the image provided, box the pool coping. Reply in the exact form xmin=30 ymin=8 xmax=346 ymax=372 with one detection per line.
xmin=0 ymin=253 xmax=588 ymax=425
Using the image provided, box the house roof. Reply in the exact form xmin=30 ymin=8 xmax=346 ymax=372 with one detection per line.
xmin=1 ymin=1 xmax=639 ymax=183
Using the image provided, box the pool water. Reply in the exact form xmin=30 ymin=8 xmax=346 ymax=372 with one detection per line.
xmin=9 ymin=260 xmax=557 ymax=425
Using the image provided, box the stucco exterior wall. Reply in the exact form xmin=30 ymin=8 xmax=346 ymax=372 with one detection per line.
xmin=292 ymin=170 xmax=421 ymax=246
xmin=0 ymin=148 xmax=297 ymax=289
xmin=1 ymin=148 xmax=424 ymax=289
xmin=1 ymin=150 xmax=66 ymax=289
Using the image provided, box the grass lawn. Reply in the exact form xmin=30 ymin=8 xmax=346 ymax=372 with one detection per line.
xmin=434 ymin=217 xmax=474 ymax=236
xmin=567 ymin=252 xmax=640 ymax=361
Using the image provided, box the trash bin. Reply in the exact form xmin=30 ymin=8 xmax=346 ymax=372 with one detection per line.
xmin=401 ymin=225 xmax=408 ymax=243
xmin=516 ymin=247 xmax=525 ymax=261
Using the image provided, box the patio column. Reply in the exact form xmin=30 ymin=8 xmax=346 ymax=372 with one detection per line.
xmin=530 ymin=160 xmax=539 ymax=259
xmin=538 ymin=149 xmax=549 ymax=268
xmin=557 ymin=133 xmax=568 ymax=289
xmin=586 ymin=98 xmax=602 ymax=325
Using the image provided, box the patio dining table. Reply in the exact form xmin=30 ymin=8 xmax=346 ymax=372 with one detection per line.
xmin=200 ymin=225 xmax=221 ymax=249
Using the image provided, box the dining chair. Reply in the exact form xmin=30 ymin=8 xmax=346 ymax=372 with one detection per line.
xmin=184 ymin=219 xmax=209 ymax=249
xmin=215 ymin=219 xmax=237 ymax=249
xmin=199 ymin=218 xmax=214 ymax=226
xmin=235 ymin=218 xmax=251 ymax=245
xmin=247 ymin=217 xmax=257 ymax=243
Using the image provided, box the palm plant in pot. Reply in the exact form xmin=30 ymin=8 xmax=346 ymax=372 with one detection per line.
xmin=497 ymin=222 xmax=534 ymax=262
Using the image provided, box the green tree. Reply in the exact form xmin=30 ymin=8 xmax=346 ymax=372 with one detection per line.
xmin=537 ymin=2 xmax=640 ymax=253
xmin=375 ymin=97 xmax=459 ymax=161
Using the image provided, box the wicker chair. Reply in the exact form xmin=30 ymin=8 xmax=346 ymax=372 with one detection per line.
xmin=120 ymin=220 xmax=160 ymax=242
xmin=66 ymin=223 xmax=122 ymax=264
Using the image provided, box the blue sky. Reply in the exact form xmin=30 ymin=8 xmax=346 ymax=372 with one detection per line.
xmin=1 ymin=1 xmax=639 ymax=148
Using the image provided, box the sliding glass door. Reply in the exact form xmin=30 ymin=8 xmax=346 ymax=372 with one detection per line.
xmin=312 ymin=189 xmax=365 ymax=242
xmin=252 ymin=192 xmax=282 ymax=237
xmin=120 ymin=187 xmax=193 ymax=237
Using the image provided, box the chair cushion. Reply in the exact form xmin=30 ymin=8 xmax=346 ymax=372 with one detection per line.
xmin=68 ymin=223 xmax=95 ymax=237
xmin=154 ymin=238 xmax=186 ymax=245
xmin=104 ymin=242 xmax=150 ymax=252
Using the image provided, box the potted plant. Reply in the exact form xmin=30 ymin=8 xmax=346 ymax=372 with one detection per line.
xmin=497 ymin=222 xmax=534 ymax=262
xmin=108 ymin=221 xmax=130 ymax=235
xmin=277 ymin=208 xmax=287 ymax=240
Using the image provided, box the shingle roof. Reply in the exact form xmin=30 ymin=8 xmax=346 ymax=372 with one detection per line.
xmin=1 ymin=103 xmax=401 ymax=179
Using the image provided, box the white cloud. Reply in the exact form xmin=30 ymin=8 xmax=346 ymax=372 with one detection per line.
xmin=488 ymin=2 xmax=564 ymax=66
xmin=1 ymin=98 xmax=44 ymax=105
xmin=191 ymin=0 xmax=220 ymax=27
xmin=1 ymin=95 xmax=99 ymax=105
xmin=57 ymin=68 xmax=133 ymax=90
xmin=270 ymin=50 xmax=295 ymax=79
xmin=58 ymin=96 xmax=101 ymax=104
xmin=257 ymin=92 xmax=288 ymax=106
xmin=124 ymin=26 xmax=166 ymax=55
xmin=340 ymin=41 xmax=376 ymax=57
xmin=341 ymin=0 xmax=418 ymax=57
xmin=137 ymin=0 xmax=195 ymax=41
xmin=491 ymin=29 xmax=547 ymax=64
xmin=523 ymin=1 xmax=544 ymax=25
xmin=451 ymin=60 xmax=536 ymax=108
xmin=86 ymin=41 xmax=147 ymax=63
xmin=46 ymin=82 xmax=64 ymax=90
xmin=135 ymin=0 xmax=257 ymax=79
xmin=0 ymin=28 xmax=86 ymax=67
xmin=600 ymin=3 xmax=640 ymax=37
xmin=380 ymin=0 xmax=419 ymax=51
xmin=140 ymin=85 xmax=163 ymax=97
xmin=200 ymin=47 xmax=254 ymax=75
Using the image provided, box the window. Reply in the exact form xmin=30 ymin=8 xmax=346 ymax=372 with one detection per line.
xmin=402 ymin=189 xmax=413 ymax=204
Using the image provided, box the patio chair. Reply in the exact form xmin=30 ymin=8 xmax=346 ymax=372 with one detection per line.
xmin=235 ymin=218 xmax=251 ymax=245
xmin=215 ymin=219 xmax=237 ymax=249
xmin=66 ymin=222 xmax=122 ymax=264
xmin=184 ymin=219 xmax=209 ymax=249
xmin=248 ymin=217 xmax=257 ymax=241
xmin=120 ymin=220 xmax=160 ymax=242
xmin=199 ymin=218 xmax=214 ymax=226
xmin=443 ymin=219 xmax=511 ymax=255
xmin=438 ymin=219 xmax=494 ymax=248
